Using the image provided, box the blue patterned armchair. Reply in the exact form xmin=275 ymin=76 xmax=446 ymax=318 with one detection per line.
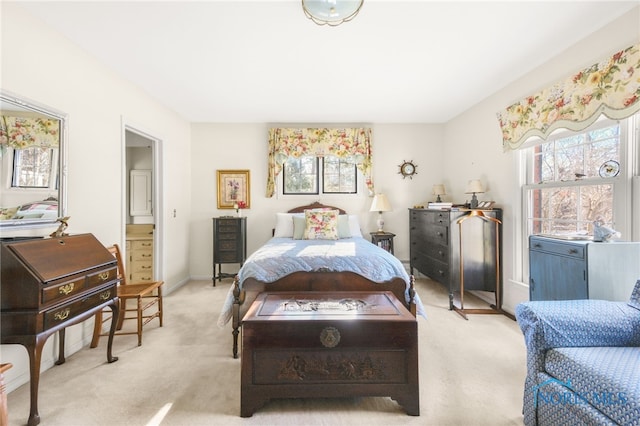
xmin=515 ymin=280 xmax=640 ymax=425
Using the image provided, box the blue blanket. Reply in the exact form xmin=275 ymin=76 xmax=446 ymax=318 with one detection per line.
xmin=217 ymin=237 xmax=426 ymax=326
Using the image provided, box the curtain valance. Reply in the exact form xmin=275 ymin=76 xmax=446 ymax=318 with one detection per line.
xmin=0 ymin=115 xmax=60 ymax=150
xmin=266 ymin=127 xmax=373 ymax=197
xmin=497 ymin=43 xmax=640 ymax=151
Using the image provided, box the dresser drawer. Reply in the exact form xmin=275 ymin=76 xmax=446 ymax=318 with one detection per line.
xmin=131 ymin=272 xmax=153 ymax=282
xmin=41 ymin=266 xmax=117 ymax=306
xmin=131 ymin=240 xmax=153 ymax=251
xmin=43 ymin=283 xmax=116 ymax=330
xmin=530 ymin=237 xmax=585 ymax=259
xmin=130 ymin=260 xmax=152 ymax=274
xmin=424 ymin=225 xmax=449 ymax=246
xmin=219 ymin=239 xmax=238 ymax=251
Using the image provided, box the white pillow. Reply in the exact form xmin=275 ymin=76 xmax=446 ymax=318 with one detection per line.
xmin=348 ymin=215 xmax=363 ymax=238
xmin=273 ymin=213 xmax=304 ymax=238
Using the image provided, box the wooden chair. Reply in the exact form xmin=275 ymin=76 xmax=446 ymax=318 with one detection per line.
xmin=91 ymin=244 xmax=163 ymax=347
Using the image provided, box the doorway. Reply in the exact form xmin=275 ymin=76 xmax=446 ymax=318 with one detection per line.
xmin=123 ymin=125 xmax=163 ymax=281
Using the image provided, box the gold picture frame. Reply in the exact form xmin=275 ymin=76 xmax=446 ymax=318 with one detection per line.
xmin=217 ymin=170 xmax=250 ymax=209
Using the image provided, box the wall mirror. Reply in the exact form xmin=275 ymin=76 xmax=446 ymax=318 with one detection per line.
xmin=0 ymin=91 xmax=67 ymax=229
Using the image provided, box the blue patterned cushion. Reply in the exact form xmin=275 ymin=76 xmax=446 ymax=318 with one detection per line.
xmin=629 ymin=279 xmax=640 ymax=311
xmin=544 ymin=347 xmax=640 ymax=425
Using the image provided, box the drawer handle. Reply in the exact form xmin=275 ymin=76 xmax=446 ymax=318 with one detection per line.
xmin=436 ymin=232 xmax=443 ymax=237
xmin=533 ymin=243 xmax=542 ymax=248
xmin=59 ymin=283 xmax=75 ymax=295
xmin=99 ymin=272 xmax=110 ymax=281
xmin=99 ymin=290 xmax=112 ymax=301
xmin=142 ymin=254 xmax=152 ymax=258
xmin=438 ymin=250 xmax=444 ymax=257
xmin=141 ymin=242 xmax=152 ymax=247
xmin=568 ymin=249 xmax=579 ymax=254
xmin=54 ymin=308 xmax=71 ymax=322
xmin=141 ymin=266 xmax=151 ymax=269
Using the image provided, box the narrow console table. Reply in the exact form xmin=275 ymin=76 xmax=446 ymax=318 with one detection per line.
xmin=0 ymin=234 xmax=120 ymax=426
xmin=241 ymin=291 xmax=419 ymax=417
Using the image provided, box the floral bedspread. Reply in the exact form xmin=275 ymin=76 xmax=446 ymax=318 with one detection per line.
xmin=217 ymin=237 xmax=426 ymax=326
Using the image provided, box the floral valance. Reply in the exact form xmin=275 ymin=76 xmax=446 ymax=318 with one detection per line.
xmin=0 ymin=115 xmax=60 ymax=150
xmin=497 ymin=43 xmax=640 ymax=151
xmin=266 ymin=127 xmax=373 ymax=197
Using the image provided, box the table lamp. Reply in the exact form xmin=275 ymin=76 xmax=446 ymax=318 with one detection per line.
xmin=432 ymin=184 xmax=446 ymax=202
xmin=465 ymin=179 xmax=485 ymax=209
xmin=370 ymin=193 xmax=391 ymax=232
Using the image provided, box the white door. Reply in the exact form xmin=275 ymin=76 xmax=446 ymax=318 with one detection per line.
xmin=130 ymin=169 xmax=152 ymax=216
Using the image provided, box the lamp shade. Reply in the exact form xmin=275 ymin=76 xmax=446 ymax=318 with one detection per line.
xmin=465 ymin=179 xmax=485 ymax=194
xmin=432 ymin=184 xmax=446 ymax=196
xmin=370 ymin=193 xmax=391 ymax=212
xmin=302 ymin=0 xmax=364 ymax=26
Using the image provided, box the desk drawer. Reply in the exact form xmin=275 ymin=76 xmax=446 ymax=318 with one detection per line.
xmin=43 ymin=283 xmax=116 ymax=330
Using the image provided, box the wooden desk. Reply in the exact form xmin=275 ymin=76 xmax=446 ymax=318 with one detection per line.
xmin=241 ymin=291 xmax=419 ymax=417
xmin=1 ymin=234 xmax=120 ymax=426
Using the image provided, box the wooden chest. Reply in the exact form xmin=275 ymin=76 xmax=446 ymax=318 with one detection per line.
xmin=241 ymin=291 xmax=419 ymax=417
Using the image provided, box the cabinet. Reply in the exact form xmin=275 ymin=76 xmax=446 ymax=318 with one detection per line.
xmin=213 ymin=217 xmax=247 ymax=284
xmin=0 ymin=234 xmax=119 ymax=426
xmin=529 ymin=235 xmax=640 ymax=301
xmin=129 ymin=169 xmax=152 ymax=216
xmin=370 ymin=231 xmax=395 ymax=254
xmin=409 ymin=208 xmax=502 ymax=310
xmin=126 ymin=224 xmax=154 ymax=282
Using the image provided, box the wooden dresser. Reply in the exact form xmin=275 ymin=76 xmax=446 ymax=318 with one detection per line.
xmin=126 ymin=224 xmax=154 ymax=282
xmin=0 ymin=234 xmax=120 ymax=426
xmin=409 ymin=208 xmax=502 ymax=310
xmin=212 ymin=217 xmax=247 ymax=285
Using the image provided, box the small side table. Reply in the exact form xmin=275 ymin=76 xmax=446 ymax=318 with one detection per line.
xmin=370 ymin=231 xmax=395 ymax=254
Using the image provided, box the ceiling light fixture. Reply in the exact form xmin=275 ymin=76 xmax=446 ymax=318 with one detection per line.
xmin=302 ymin=0 xmax=364 ymax=26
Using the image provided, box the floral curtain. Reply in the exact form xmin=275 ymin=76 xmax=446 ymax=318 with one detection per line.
xmin=266 ymin=127 xmax=373 ymax=197
xmin=0 ymin=115 xmax=60 ymax=150
xmin=497 ymin=43 xmax=640 ymax=151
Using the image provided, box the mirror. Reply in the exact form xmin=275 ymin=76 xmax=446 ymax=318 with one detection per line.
xmin=0 ymin=91 xmax=67 ymax=229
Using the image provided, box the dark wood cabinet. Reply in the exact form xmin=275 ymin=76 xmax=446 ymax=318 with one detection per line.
xmin=529 ymin=235 xmax=640 ymax=301
xmin=212 ymin=217 xmax=247 ymax=284
xmin=370 ymin=231 xmax=395 ymax=254
xmin=409 ymin=208 xmax=502 ymax=310
xmin=0 ymin=234 xmax=119 ymax=426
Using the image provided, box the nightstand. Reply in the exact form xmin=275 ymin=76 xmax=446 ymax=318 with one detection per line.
xmin=212 ymin=217 xmax=247 ymax=285
xmin=370 ymin=231 xmax=395 ymax=254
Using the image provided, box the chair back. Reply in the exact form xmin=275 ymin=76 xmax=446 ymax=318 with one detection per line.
xmin=107 ymin=244 xmax=128 ymax=286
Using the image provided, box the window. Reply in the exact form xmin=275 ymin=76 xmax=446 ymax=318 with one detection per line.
xmin=12 ymin=146 xmax=56 ymax=188
xmin=283 ymin=155 xmax=357 ymax=195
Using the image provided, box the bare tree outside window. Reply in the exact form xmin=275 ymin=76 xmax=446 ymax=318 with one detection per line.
xmin=12 ymin=147 xmax=54 ymax=188
xmin=526 ymin=121 xmax=620 ymax=236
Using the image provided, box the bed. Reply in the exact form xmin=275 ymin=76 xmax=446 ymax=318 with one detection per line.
xmin=217 ymin=202 xmax=426 ymax=358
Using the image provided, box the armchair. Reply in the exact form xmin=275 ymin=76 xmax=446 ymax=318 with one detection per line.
xmin=515 ymin=280 xmax=640 ymax=425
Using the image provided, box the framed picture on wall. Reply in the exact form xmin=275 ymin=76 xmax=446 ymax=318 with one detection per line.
xmin=217 ymin=170 xmax=250 ymax=209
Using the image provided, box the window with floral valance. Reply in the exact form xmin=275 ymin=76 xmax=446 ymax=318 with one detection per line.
xmin=497 ymin=43 xmax=640 ymax=151
xmin=0 ymin=115 xmax=60 ymax=151
xmin=266 ymin=127 xmax=373 ymax=197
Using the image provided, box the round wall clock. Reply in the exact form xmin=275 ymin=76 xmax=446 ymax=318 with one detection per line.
xmin=398 ymin=160 xmax=417 ymax=179
xmin=599 ymin=160 xmax=620 ymax=178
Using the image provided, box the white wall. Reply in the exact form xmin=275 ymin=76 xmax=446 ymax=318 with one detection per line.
xmin=443 ymin=6 xmax=640 ymax=314
xmin=1 ymin=4 xmax=192 ymax=392
xmin=189 ymin=123 xmax=444 ymax=278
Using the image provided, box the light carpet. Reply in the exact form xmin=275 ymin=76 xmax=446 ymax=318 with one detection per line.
xmin=6 ymin=278 xmax=527 ymax=426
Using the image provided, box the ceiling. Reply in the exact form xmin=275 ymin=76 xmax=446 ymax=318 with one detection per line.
xmin=13 ymin=1 xmax=639 ymax=124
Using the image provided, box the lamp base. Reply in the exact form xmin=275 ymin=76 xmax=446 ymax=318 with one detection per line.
xmin=377 ymin=213 xmax=384 ymax=232
xmin=470 ymin=193 xmax=479 ymax=209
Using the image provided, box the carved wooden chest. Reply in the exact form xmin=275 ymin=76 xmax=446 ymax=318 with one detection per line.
xmin=241 ymin=291 xmax=419 ymax=417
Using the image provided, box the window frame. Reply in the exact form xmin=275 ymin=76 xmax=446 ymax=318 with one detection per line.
xmin=11 ymin=146 xmax=58 ymax=190
xmin=281 ymin=155 xmax=359 ymax=196
xmin=518 ymin=114 xmax=638 ymax=285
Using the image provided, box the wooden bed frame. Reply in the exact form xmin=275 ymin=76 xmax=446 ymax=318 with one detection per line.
xmin=229 ymin=202 xmax=416 ymax=358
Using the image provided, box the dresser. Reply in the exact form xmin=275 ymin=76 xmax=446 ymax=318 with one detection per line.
xmin=212 ymin=217 xmax=247 ymax=285
xmin=529 ymin=235 xmax=640 ymax=301
xmin=409 ymin=208 xmax=502 ymax=310
xmin=0 ymin=234 xmax=119 ymax=426
xmin=126 ymin=224 xmax=154 ymax=282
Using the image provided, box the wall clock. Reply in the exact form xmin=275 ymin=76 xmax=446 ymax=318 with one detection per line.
xmin=398 ymin=160 xmax=417 ymax=179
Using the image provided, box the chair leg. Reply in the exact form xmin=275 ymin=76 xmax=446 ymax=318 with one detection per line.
xmin=90 ymin=310 xmax=103 ymax=348
xmin=137 ymin=296 xmax=143 ymax=346
xmin=158 ymin=287 xmax=164 ymax=327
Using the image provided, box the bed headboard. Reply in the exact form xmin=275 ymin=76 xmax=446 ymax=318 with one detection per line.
xmin=287 ymin=202 xmax=347 ymax=215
